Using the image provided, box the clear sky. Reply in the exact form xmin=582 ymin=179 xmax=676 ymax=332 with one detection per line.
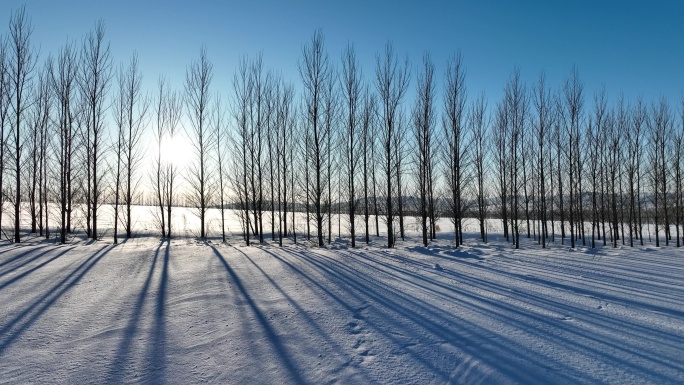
xmin=1 ymin=0 xmax=683 ymax=109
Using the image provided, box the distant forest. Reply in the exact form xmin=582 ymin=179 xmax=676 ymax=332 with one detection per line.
xmin=1 ymin=7 xmax=682 ymax=249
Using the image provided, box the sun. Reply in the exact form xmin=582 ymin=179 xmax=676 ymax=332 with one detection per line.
xmin=160 ymin=133 xmax=193 ymax=168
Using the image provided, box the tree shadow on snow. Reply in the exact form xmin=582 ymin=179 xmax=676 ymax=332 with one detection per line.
xmin=406 ymin=245 xmax=485 ymax=261
xmin=263 ymin=246 xmax=682 ymax=384
xmin=105 ymin=239 xmax=169 ymax=385
xmin=0 ymin=244 xmax=55 ymax=279
xmin=0 ymin=245 xmax=74 ymax=291
xmin=0 ymin=243 xmax=116 ymax=357
xmin=149 ymin=238 xmax=170 ymax=384
xmin=210 ymin=244 xmax=312 ymax=385
xmin=240 ymin=246 xmax=376 ymax=384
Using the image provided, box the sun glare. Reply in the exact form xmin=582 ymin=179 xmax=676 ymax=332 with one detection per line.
xmin=160 ymin=134 xmax=193 ymax=167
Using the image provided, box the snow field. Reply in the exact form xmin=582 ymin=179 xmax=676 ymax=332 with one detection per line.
xmin=0 ymin=211 xmax=683 ymax=384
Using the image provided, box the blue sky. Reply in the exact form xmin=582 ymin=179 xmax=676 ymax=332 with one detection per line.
xmin=2 ymin=0 xmax=683 ymax=107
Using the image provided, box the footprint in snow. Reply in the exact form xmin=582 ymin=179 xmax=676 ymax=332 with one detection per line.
xmin=353 ymin=303 xmax=370 ymax=320
xmin=348 ymin=321 xmax=362 ymax=335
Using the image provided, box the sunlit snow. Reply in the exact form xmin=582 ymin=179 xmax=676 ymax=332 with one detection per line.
xmin=0 ymin=209 xmax=683 ymax=384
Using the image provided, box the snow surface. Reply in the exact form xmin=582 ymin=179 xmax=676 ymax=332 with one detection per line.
xmin=1 ymin=220 xmax=683 ymax=384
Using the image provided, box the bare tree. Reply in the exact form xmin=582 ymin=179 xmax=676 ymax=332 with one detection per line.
xmin=265 ymin=74 xmax=277 ymax=241
xmin=586 ymin=114 xmax=599 ymax=248
xmin=521 ymin=122 xmax=533 ymax=240
xmin=371 ymin=100 xmax=380 ymax=238
xmin=162 ymin=85 xmax=182 ymax=238
xmin=185 ymin=46 xmax=213 ymax=239
xmin=503 ymin=68 xmax=527 ymax=249
xmin=648 ymin=98 xmax=672 ymax=247
xmin=0 ymin=36 xmax=8 ymax=239
xmin=632 ymin=98 xmax=647 ymax=245
xmin=9 ymin=6 xmax=37 ymax=243
xmin=121 ymin=53 xmax=149 ymax=238
xmin=271 ymin=78 xmax=284 ymax=245
xmin=30 ymin=60 xmax=51 ymax=237
xmin=673 ymin=97 xmax=684 ymax=247
xmin=212 ymin=94 xmax=227 ymax=243
xmin=412 ymin=52 xmax=435 ymax=247
xmin=302 ymin=111 xmax=311 ymax=241
xmin=360 ymin=86 xmax=377 ymax=243
xmin=624 ymin=97 xmax=641 ymax=247
xmin=323 ymin=63 xmax=338 ymax=245
xmin=394 ymin=108 xmax=408 ymax=242
xmin=588 ymin=88 xmax=608 ymax=248
xmin=563 ymin=67 xmax=583 ymax=248
xmin=659 ymin=100 xmax=673 ymax=246
xmin=606 ymin=105 xmax=621 ymax=248
xmin=494 ymin=99 xmax=510 ymax=242
xmin=576 ymin=116 xmax=587 ymax=246
xmin=616 ymin=95 xmax=629 ymax=245
xmin=341 ymin=43 xmax=361 ymax=247
xmin=532 ymin=73 xmax=552 ymax=247
xmin=553 ymin=96 xmax=567 ymax=245
xmin=50 ymin=40 xmax=78 ymax=244
xmin=299 ymin=30 xmax=331 ymax=247
xmin=72 ymin=98 xmax=90 ymax=233
xmin=111 ymin=65 xmax=126 ymax=244
xmin=470 ymin=92 xmax=488 ymax=243
xmin=251 ymin=57 xmax=267 ymax=243
xmin=228 ymin=56 xmax=273 ymax=245
xmin=443 ymin=53 xmax=468 ymax=246
xmin=230 ymin=56 xmax=252 ymax=244
xmin=375 ymin=41 xmax=410 ymax=248
xmin=291 ymin=112 xmax=302 ymax=244
xmin=149 ymin=77 xmax=183 ymax=239
xmin=276 ymin=79 xmax=295 ymax=246
xmin=151 ymin=76 xmax=167 ymax=237
xmin=546 ymin=100 xmax=557 ymax=243
xmin=589 ymin=88 xmax=612 ymax=246
xmin=80 ymin=20 xmax=112 ymax=240
xmin=27 ymin=68 xmax=43 ymax=234
xmin=38 ymin=63 xmax=50 ymax=239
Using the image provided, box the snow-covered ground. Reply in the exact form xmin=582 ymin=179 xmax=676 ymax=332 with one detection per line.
xmin=1 ymin=213 xmax=683 ymax=384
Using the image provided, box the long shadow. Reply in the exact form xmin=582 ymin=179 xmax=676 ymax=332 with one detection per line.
xmin=105 ymin=240 xmax=164 ymax=384
xmin=257 ymin=247 xmax=361 ymax=319
xmin=0 ymin=244 xmax=115 ymax=356
xmin=0 ymin=247 xmax=73 ymax=290
xmin=275 ymin=249 xmax=463 ymax=374
xmin=210 ymin=245 xmax=308 ymax=385
xmin=460 ymin=253 xmax=684 ymax=320
xmin=360 ymin=247 xmax=684 ymax=370
xmin=349 ymin=247 xmax=683 ymax=382
xmin=0 ymin=244 xmax=23 ymax=258
xmin=406 ymin=245 xmax=484 ymax=261
xmin=147 ymin=239 xmax=170 ymax=385
xmin=268 ymin=247 xmax=473 ymax=382
xmin=241 ymin=246 xmax=375 ymax=383
xmin=288 ymin=248 xmax=579 ymax=384
xmin=505 ymin=254 xmax=684 ymax=309
xmin=283 ymin=246 xmax=683 ymax=384
xmin=459 ymin=259 xmax=684 ymax=351
xmin=500 ymin=248 xmax=684 ymax=303
xmin=0 ymin=244 xmax=52 ymax=277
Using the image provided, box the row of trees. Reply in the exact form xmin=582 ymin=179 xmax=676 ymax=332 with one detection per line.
xmin=491 ymin=67 xmax=684 ymax=250
xmin=1 ymin=8 xmax=683 ymax=249
xmin=0 ymin=9 xmax=167 ymax=244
